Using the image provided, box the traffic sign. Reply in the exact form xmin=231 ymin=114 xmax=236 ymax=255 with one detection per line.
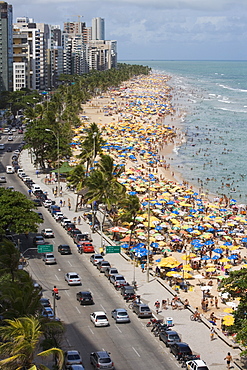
xmin=37 ymin=244 xmax=53 ymax=253
xmin=105 ymin=245 xmax=121 ymax=254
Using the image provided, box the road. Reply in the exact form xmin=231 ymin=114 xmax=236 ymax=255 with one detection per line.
xmin=0 ymin=132 xmax=180 ymax=370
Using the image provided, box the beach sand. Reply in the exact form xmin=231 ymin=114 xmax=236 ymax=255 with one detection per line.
xmin=73 ymin=72 xmax=245 ymax=334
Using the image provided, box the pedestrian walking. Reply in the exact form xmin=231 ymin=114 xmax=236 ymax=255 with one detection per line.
xmin=154 ymin=300 xmax=160 ymax=314
xmin=215 ymin=296 xmax=219 ymax=309
xmin=224 ymin=352 xmax=232 ymax=369
xmin=141 ymin=262 xmax=145 ymax=272
xmin=155 ymin=266 xmax=160 ymax=276
xmin=60 ymin=199 xmax=63 ymax=207
xmin=210 ymin=326 xmax=215 ymax=341
xmin=78 ymin=216 xmax=81 ymax=225
xmin=63 ymin=200 xmax=66 ymax=207
xmin=68 ymin=202 xmax=71 ymax=211
xmin=162 ymin=299 xmax=167 ymax=310
xmin=73 ymin=216 xmax=77 ymax=224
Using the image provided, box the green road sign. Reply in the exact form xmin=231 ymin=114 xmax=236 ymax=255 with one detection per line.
xmin=37 ymin=244 xmax=53 ymax=253
xmin=105 ymin=245 xmax=121 ymax=254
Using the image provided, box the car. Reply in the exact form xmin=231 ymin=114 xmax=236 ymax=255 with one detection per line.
xmin=109 ymin=274 xmax=128 ymax=289
xmin=0 ymin=144 xmax=5 ymax=150
xmin=78 ymin=242 xmax=95 ymax=253
xmin=132 ymin=303 xmax=152 ymax=318
xmin=33 ymin=199 xmax=42 ymax=207
xmin=120 ymin=285 xmax=136 ymax=300
xmin=40 ymin=298 xmax=51 ymax=308
xmin=64 ymin=350 xmax=83 ymax=369
xmin=111 ymin=308 xmax=130 ymax=323
xmin=6 ymin=186 xmax=14 ymax=191
xmin=8 ymin=136 xmax=13 ymax=141
xmin=170 ymin=342 xmax=193 ymax=360
xmin=43 ymin=253 xmax=56 ymax=265
xmin=33 ymin=235 xmax=45 ymax=246
xmin=6 ymin=146 xmax=12 ymax=152
xmin=61 ymin=218 xmax=71 ymax=227
xmin=65 ymin=272 xmax=81 ymax=285
xmin=6 ymin=166 xmax=14 ymax=174
xmin=54 ymin=212 xmax=64 ymax=222
xmin=7 ymin=131 xmax=13 ymax=135
xmin=41 ymin=307 xmax=55 ymax=319
xmin=67 ymin=366 xmax=85 ymax=370
xmin=49 ymin=204 xmax=60 ymax=213
xmin=104 ymin=267 xmax=118 ymax=279
xmin=65 ymin=222 xmax=76 ymax=232
xmin=90 ymin=254 xmax=104 ymax=266
xmin=159 ymin=330 xmax=181 ymax=347
xmin=186 ymin=359 xmax=209 ymax=370
xmin=90 ymin=351 xmax=114 ymax=370
xmin=22 ymin=176 xmax=32 ymax=182
xmin=36 ymin=212 xmax=44 ymax=221
xmin=97 ymin=260 xmax=111 ymax=272
xmin=69 ymin=228 xmax=81 ymax=238
xmin=43 ymin=199 xmax=52 ymax=208
xmin=90 ymin=311 xmax=109 ymax=327
xmin=58 ymin=244 xmax=71 ymax=255
xmin=74 ymin=233 xmax=92 ymax=243
xmin=41 ymin=228 xmax=54 ymax=238
xmin=76 ymin=291 xmax=94 ymax=305
xmin=0 ymin=176 xmax=7 ymax=183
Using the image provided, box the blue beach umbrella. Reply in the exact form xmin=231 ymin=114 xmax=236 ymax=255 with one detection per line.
xmin=228 ymin=255 xmax=238 ymax=260
xmin=201 ymin=255 xmax=210 ymax=260
xmin=212 ymin=255 xmax=220 ymax=260
xmin=213 ymin=248 xmax=223 ymax=254
xmin=205 ymin=240 xmax=214 ymax=245
xmin=223 ymin=242 xmax=232 ymax=246
xmin=241 ymin=237 xmax=247 ymax=243
xmin=121 ymin=244 xmax=130 ymax=249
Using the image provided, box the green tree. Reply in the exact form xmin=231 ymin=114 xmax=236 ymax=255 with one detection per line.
xmin=118 ymin=194 xmax=141 ymax=246
xmin=67 ymin=164 xmax=86 ymax=192
xmin=0 ymin=188 xmax=42 ymax=237
xmin=0 ymin=239 xmax=20 ymax=282
xmin=220 ymin=269 xmax=247 ymax=354
xmin=0 ymin=316 xmax=64 ymax=369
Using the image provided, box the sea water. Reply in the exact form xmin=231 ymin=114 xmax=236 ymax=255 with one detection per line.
xmin=123 ymin=60 xmax=247 ymax=203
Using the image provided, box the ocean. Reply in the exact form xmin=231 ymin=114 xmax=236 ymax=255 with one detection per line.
xmin=122 ymin=60 xmax=247 ymax=203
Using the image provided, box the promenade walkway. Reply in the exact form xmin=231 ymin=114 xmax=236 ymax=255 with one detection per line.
xmin=19 ymin=149 xmax=244 ymax=369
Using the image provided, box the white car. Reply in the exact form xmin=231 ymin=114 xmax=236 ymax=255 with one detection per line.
xmin=43 ymin=253 xmax=56 ymax=265
xmin=43 ymin=199 xmax=52 ymax=208
xmin=41 ymin=228 xmax=54 ymax=238
xmin=65 ymin=272 xmax=81 ymax=286
xmin=90 ymin=311 xmax=109 ymax=327
xmin=8 ymin=136 xmax=13 ymax=141
xmin=186 ymin=359 xmax=209 ymax=370
xmin=61 ymin=218 xmax=71 ymax=227
xmin=54 ymin=212 xmax=64 ymax=221
xmin=64 ymin=350 xmax=83 ymax=369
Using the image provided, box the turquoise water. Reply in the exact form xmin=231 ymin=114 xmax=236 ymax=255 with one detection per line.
xmin=122 ymin=60 xmax=247 ymax=203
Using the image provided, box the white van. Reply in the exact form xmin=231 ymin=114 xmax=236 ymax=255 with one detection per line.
xmin=31 ymin=184 xmax=41 ymax=193
xmin=0 ymin=143 xmax=5 ymax=150
xmin=6 ymin=166 xmax=14 ymax=174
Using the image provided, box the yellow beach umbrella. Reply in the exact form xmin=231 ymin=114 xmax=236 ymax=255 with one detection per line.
xmin=206 ymin=267 xmax=216 ymax=272
xmin=182 ymin=266 xmax=193 ymax=271
xmin=224 ymin=265 xmax=233 ymax=269
xmin=166 ymin=271 xmax=178 ymax=277
xmin=224 ymin=307 xmax=233 ymax=313
xmin=220 ymin=258 xmax=229 ymax=263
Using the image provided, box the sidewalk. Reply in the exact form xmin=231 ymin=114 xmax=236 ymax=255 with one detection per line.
xmin=19 ymin=149 xmax=244 ymax=369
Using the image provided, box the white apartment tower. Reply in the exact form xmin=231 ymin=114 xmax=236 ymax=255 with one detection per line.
xmin=92 ymin=17 xmax=105 ymax=40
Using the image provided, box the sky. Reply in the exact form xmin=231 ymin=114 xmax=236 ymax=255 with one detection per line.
xmin=10 ymin=0 xmax=247 ymax=60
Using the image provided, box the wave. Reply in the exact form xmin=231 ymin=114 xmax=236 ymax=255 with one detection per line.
xmin=218 ymin=99 xmax=231 ymax=104
xmin=217 ymin=83 xmax=247 ymax=93
xmin=215 ymin=107 xmax=247 ymax=113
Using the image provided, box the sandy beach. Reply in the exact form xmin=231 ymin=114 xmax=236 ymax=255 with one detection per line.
xmin=70 ymin=72 xmax=247 ymax=339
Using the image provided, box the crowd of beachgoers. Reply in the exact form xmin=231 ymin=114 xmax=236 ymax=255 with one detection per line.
xmin=70 ymin=72 xmax=247 ymax=331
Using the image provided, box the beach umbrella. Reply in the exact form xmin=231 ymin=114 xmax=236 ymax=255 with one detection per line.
xmin=108 ymin=226 xmax=129 ymax=233
xmin=201 ymin=255 xmax=210 ymax=260
xmin=166 ymin=271 xmax=179 ymax=277
xmin=213 ymin=248 xmax=223 ymax=254
xmin=228 ymin=255 xmax=238 ymax=260
xmin=224 ymin=265 xmax=233 ymax=269
xmin=224 ymin=307 xmax=234 ymax=313
xmin=212 ymin=255 xmax=220 ymax=260
xmin=121 ymin=243 xmax=130 ymax=249
xmin=206 ymin=267 xmax=216 ymax=272
xmin=220 ymin=258 xmax=229 ymax=263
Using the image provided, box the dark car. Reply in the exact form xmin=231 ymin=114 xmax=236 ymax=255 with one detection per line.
xmin=170 ymin=342 xmax=192 ymax=360
xmin=58 ymin=244 xmax=71 ymax=255
xmin=40 ymin=298 xmax=51 ymax=308
xmin=76 ymin=291 xmax=94 ymax=305
xmin=6 ymin=146 xmax=12 ymax=152
xmin=65 ymin=223 xmax=76 ymax=232
xmin=69 ymin=228 xmax=81 ymax=238
xmin=120 ymin=285 xmax=135 ymax=300
xmin=90 ymin=351 xmax=114 ymax=370
xmin=159 ymin=330 xmax=181 ymax=347
xmin=33 ymin=199 xmax=42 ymax=207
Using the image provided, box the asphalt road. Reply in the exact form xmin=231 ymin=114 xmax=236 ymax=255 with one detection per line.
xmin=0 ymin=131 xmax=182 ymax=370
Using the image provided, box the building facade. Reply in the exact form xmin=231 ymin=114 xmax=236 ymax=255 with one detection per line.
xmin=0 ymin=1 xmax=13 ymax=92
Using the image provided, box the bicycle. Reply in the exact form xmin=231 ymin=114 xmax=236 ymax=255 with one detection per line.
xmin=190 ymin=314 xmax=202 ymax=322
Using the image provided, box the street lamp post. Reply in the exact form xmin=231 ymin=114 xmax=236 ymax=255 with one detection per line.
xmin=45 ymin=129 xmax=60 ymax=196
xmin=91 ymin=132 xmax=97 ymax=232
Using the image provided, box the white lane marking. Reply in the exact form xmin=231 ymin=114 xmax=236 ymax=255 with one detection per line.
xmin=65 ymin=290 xmax=70 ymax=296
xmin=132 ymin=347 xmax=140 ymax=357
xmin=75 ymin=306 xmax=81 ymax=314
xmin=68 ymin=261 xmax=72 ymax=266
xmin=88 ymin=326 xmax=94 ymax=335
xmin=54 ymin=274 xmax=60 ymax=281
xmin=100 ymin=304 xmax=106 ymax=311
xmin=115 ymin=324 xmax=122 ymax=333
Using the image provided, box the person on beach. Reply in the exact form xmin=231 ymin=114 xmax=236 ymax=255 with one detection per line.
xmin=210 ymin=326 xmax=215 ymax=341
xmin=154 ymin=300 xmax=160 ymax=314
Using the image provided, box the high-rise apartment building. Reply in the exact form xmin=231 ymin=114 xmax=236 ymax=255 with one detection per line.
xmin=0 ymin=1 xmax=13 ymax=92
xmin=92 ymin=17 xmax=105 ymax=40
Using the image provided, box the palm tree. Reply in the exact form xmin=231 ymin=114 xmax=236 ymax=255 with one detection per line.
xmin=118 ymin=194 xmax=141 ymax=247
xmin=0 ymin=316 xmax=64 ymax=370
